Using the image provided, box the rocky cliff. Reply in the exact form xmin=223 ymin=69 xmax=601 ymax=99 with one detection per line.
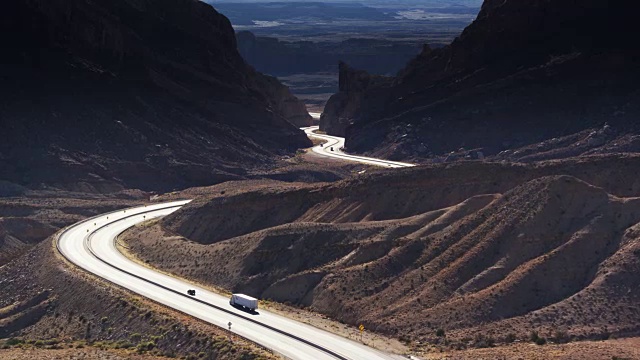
xmin=255 ymin=73 xmax=313 ymax=127
xmin=319 ymin=62 xmax=391 ymax=136
xmin=0 ymin=0 xmax=311 ymax=192
xmin=322 ymin=0 xmax=640 ymax=160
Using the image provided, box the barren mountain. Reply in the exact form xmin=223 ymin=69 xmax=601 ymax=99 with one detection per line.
xmin=321 ymin=0 xmax=640 ymax=160
xmin=122 ymin=155 xmax=640 ymax=348
xmin=0 ymin=0 xmax=311 ymax=193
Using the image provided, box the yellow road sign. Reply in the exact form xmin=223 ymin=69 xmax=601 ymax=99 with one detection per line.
xmin=359 ymin=324 xmax=364 ymax=332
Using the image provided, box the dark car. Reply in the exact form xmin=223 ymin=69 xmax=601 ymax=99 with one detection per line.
xmin=187 ymin=289 xmax=196 ymax=296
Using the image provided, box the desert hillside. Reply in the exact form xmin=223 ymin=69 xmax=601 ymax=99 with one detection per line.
xmin=122 ymin=155 xmax=640 ymax=352
xmin=320 ymin=0 xmax=640 ymax=161
xmin=4 ymin=0 xmax=640 ymax=359
xmin=0 ymin=235 xmax=274 ymax=359
xmin=0 ymin=189 xmax=151 ymax=266
xmin=0 ymin=0 xmax=311 ymax=193
xmin=0 ymin=155 xmax=360 ymax=267
xmin=161 ymin=155 xmax=640 ymax=244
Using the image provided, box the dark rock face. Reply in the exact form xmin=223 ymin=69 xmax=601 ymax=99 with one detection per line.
xmin=255 ymin=74 xmax=313 ymax=127
xmin=320 ymin=62 xmax=391 ymax=137
xmin=322 ymin=0 xmax=640 ymax=160
xmin=0 ymin=0 xmax=311 ymax=192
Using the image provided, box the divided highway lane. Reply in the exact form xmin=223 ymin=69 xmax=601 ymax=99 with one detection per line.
xmin=301 ymin=126 xmax=415 ymax=168
xmin=57 ymin=201 xmax=403 ymax=360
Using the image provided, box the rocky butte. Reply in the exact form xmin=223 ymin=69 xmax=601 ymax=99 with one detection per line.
xmin=321 ymin=0 xmax=640 ymax=161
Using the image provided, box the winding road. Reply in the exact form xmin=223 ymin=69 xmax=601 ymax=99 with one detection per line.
xmin=301 ymin=126 xmax=415 ymax=168
xmin=57 ymin=206 xmax=405 ymax=359
xmin=56 ymin=126 xmax=417 ymax=359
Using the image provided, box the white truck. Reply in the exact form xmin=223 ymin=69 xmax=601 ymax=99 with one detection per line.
xmin=230 ymin=293 xmax=258 ymax=311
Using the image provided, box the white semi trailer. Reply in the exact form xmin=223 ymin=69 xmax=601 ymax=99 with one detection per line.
xmin=230 ymin=293 xmax=258 ymax=310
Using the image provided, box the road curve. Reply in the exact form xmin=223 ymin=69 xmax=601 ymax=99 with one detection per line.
xmin=57 ymin=201 xmax=403 ymax=360
xmin=301 ymin=126 xmax=415 ymax=168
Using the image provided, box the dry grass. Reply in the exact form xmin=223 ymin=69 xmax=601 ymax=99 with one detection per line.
xmin=421 ymin=337 xmax=640 ymax=359
xmin=0 ymin=346 xmax=169 ymax=359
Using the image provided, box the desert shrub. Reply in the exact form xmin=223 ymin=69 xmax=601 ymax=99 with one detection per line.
xmin=136 ymin=341 xmax=156 ymax=353
xmin=115 ymin=340 xmax=133 ymax=349
xmin=398 ymin=335 xmax=411 ymax=344
xmin=436 ymin=328 xmax=446 ymax=337
xmin=552 ymin=330 xmax=570 ymax=344
xmin=505 ymin=333 xmax=517 ymax=343
xmin=44 ymin=339 xmax=59 ymax=346
xmin=529 ymin=331 xmax=540 ymax=342
xmin=5 ymin=338 xmax=24 ymax=346
xmin=473 ymin=334 xmax=495 ymax=348
xmin=529 ymin=331 xmax=547 ymax=345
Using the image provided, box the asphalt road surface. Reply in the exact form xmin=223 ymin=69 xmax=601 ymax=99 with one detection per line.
xmin=301 ymin=126 xmax=415 ymax=168
xmin=57 ymin=201 xmax=405 ymax=360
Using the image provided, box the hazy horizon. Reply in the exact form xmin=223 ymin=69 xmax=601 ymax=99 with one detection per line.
xmin=207 ymin=0 xmax=484 ymax=7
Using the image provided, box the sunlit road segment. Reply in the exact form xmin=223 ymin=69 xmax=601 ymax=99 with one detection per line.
xmin=302 ymin=126 xmax=415 ymax=168
xmin=57 ymin=201 xmax=404 ymax=360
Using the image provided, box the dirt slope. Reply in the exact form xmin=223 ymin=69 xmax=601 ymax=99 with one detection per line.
xmin=0 ymin=191 xmax=148 ymax=266
xmin=0 ymin=237 xmax=273 ymax=360
xmin=0 ymin=347 xmax=170 ymax=359
xmin=123 ymin=157 xmax=640 ymax=349
xmin=425 ymin=337 xmax=640 ymax=360
xmin=162 ymin=155 xmax=640 ymax=244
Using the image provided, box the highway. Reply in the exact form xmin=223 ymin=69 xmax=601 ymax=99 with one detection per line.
xmin=301 ymin=126 xmax=415 ymax=168
xmin=57 ymin=201 xmax=404 ymax=360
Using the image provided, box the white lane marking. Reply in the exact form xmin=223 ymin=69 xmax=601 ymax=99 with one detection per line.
xmin=57 ymin=201 xmax=402 ymax=360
